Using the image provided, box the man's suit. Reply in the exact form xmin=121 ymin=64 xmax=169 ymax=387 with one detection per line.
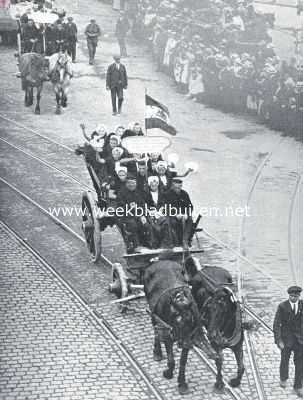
xmin=273 ymin=299 xmax=303 ymax=389
xmin=65 ymin=22 xmax=77 ymax=62
xmin=106 ymin=62 xmax=128 ymax=113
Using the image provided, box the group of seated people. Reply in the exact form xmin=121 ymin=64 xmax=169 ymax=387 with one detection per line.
xmin=75 ymin=122 xmax=196 ymax=253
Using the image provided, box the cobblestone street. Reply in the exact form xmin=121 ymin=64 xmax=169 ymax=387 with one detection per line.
xmin=0 ymin=222 xmax=156 ymax=400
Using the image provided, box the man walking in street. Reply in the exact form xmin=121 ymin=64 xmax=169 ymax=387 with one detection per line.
xmin=106 ymin=55 xmax=128 ymax=115
xmin=65 ymin=17 xmax=77 ymax=63
xmin=85 ymin=19 xmax=101 ymax=65
xmin=273 ymin=286 xmax=303 ymax=398
xmin=115 ymin=11 xmax=130 ymax=57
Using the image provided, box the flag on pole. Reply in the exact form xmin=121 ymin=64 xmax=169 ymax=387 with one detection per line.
xmin=145 ymin=94 xmax=177 ymax=135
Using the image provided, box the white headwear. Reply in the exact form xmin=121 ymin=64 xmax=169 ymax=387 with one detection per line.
xmin=95 ymin=124 xmax=107 ymax=136
xmin=90 ymin=137 xmax=104 ymax=150
xmin=109 ymin=134 xmax=121 ymax=144
xmin=156 ymin=161 xmax=168 ymax=171
xmin=115 ymin=166 xmax=127 ymax=174
xmin=112 ymin=146 xmax=124 ymax=157
xmin=148 ymin=176 xmax=160 ymax=186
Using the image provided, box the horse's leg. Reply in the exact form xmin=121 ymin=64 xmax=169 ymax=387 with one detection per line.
xmin=214 ymin=349 xmax=225 ymax=392
xmin=55 ymin=91 xmax=61 ymax=115
xmin=35 ymin=86 xmax=42 ymax=115
xmin=163 ymin=339 xmax=175 ymax=379
xmin=229 ymin=337 xmax=245 ymax=387
xmin=61 ymin=89 xmax=67 ymax=108
xmin=152 ymin=317 xmax=163 ymax=361
xmin=178 ymin=348 xmax=190 ymax=395
xmin=24 ymin=87 xmax=29 ymax=106
xmin=28 ymin=87 xmax=33 ymax=106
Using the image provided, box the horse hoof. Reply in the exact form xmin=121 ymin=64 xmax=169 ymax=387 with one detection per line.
xmin=55 ymin=108 xmax=61 ymax=115
xmin=35 ymin=109 xmax=40 ymax=115
xmin=153 ymin=352 xmax=163 ymax=362
xmin=213 ymin=383 xmax=225 ymax=394
xmin=178 ymin=383 xmax=189 ymax=395
xmin=163 ymin=369 xmax=173 ymax=379
xmin=229 ymin=378 xmax=241 ymax=387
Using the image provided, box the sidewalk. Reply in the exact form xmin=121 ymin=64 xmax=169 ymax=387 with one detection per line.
xmin=0 ymin=222 xmax=155 ymax=400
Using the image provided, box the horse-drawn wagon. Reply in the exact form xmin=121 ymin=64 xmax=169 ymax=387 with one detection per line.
xmin=79 ymin=133 xmax=251 ymax=394
xmin=80 ymin=134 xmax=204 ymax=303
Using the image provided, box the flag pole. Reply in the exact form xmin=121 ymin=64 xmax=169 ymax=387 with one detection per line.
xmin=144 ymin=88 xmax=147 ymax=135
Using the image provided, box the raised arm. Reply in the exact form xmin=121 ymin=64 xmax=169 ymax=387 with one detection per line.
xmin=80 ymin=123 xmax=90 ymax=142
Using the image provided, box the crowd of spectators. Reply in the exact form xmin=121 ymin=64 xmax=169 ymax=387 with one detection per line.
xmin=127 ymin=0 xmax=303 ymax=135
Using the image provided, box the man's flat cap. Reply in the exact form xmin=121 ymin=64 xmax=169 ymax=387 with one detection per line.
xmin=126 ymin=174 xmax=137 ymax=181
xmin=172 ymin=177 xmax=183 ymax=183
xmin=287 ymin=286 xmax=302 ymax=295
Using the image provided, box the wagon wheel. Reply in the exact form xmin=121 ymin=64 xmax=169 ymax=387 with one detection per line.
xmin=82 ymin=191 xmax=101 ymax=263
xmin=109 ymin=263 xmax=128 ymax=299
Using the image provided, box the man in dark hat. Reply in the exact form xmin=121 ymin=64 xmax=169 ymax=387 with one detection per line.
xmin=273 ymin=286 xmax=303 ymax=398
xmin=106 ymin=55 xmax=128 ymax=115
xmin=85 ymin=19 xmax=101 ymax=65
xmin=65 ymin=17 xmax=78 ymax=62
xmin=161 ymin=177 xmax=193 ymax=248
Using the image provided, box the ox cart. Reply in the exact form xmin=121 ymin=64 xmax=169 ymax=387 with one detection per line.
xmin=80 ymin=135 xmax=204 ymax=304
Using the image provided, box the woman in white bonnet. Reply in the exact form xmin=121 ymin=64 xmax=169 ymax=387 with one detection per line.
xmin=80 ymin=122 xmax=108 ymax=142
xmin=156 ymin=160 xmax=193 ymax=191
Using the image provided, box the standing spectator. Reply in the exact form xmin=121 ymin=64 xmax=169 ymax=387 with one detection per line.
xmin=85 ymin=19 xmax=101 ymax=65
xmin=273 ymin=286 xmax=303 ymax=398
xmin=106 ymin=55 xmax=128 ymax=115
xmin=65 ymin=17 xmax=77 ymax=63
xmin=115 ymin=11 xmax=130 ymax=57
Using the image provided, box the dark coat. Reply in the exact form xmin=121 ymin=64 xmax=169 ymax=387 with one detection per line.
xmin=85 ymin=22 xmax=101 ymax=44
xmin=137 ymin=174 xmax=148 ymax=195
xmin=162 ymin=188 xmax=193 ymax=215
xmin=54 ymin=27 xmax=67 ymax=43
xmin=117 ymin=187 xmax=145 ymax=213
xmin=157 ymin=170 xmax=176 ymax=192
xmin=65 ymin=22 xmax=77 ymax=42
xmin=22 ymin=24 xmax=39 ymax=41
xmin=144 ymin=189 xmax=165 ymax=210
xmin=273 ymin=300 xmax=303 ymax=347
xmin=106 ymin=63 xmax=128 ymax=89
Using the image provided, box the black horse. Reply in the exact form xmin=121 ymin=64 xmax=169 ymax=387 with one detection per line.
xmin=187 ymin=260 xmax=245 ymax=392
xmin=144 ymin=255 xmax=217 ymax=395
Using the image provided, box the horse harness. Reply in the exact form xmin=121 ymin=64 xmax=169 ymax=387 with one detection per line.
xmin=200 ymin=290 xmax=243 ymax=348
xmin=150 ymin=285 xmax=199 ymax=348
